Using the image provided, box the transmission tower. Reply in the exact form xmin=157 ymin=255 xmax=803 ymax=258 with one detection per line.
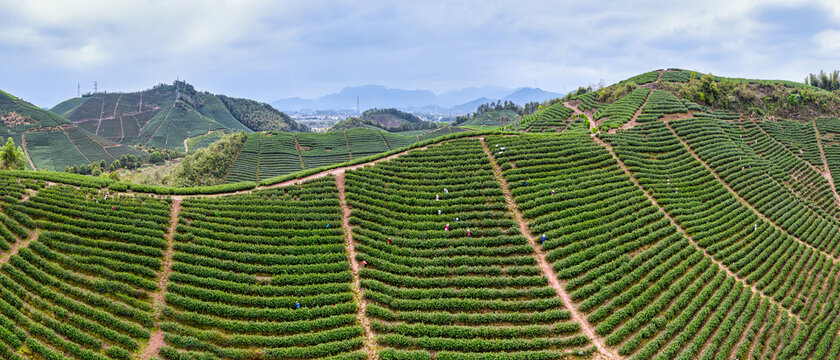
xmin=77 ymin=83 xmax=80 ymax=97
xmin=94 ymin=81 xmax=97 ymax=93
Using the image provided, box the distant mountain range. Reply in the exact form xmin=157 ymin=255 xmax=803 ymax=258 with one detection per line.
xmin=271 ymin=85 xmax=562 ymax=113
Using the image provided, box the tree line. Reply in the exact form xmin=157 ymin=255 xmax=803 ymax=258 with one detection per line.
xmin=806 ymin=70 xmax=840 ymax=91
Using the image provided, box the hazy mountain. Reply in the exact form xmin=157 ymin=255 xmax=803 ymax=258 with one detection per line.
xmin=436 ymin=86 xmax=514 ymax=107
xmin=449 ymin=97 xmax=496 ymax=113
xmin=503 ymin=87 xmax=562 ymax=104
xmin=272 ymin=85 xmax=561 ymax=113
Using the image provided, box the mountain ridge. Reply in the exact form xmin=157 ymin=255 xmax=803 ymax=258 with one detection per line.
xmin=271 ymin=84 xmax=562 ymax=112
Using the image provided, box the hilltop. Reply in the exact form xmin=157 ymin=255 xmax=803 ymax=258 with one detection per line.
xmin=0 ymin=90 xmax=68 ymax=134
xmin=0 ymin=88 xmax=148 ymax=172
xmin=329 ymin=108 xmax=436 ymax=132
xmin=51 ymin=80 xmax=309 ymax=153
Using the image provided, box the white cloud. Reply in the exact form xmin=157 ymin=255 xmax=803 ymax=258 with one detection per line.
xmin=0 ymin=0 xmax=838 ymax=107
xmin=813 ymin=29 xmax=840 ymax=54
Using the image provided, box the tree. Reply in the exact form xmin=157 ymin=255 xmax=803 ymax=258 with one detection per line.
xmin=0 ymin=138 xmax=25 ymax=170
xmin=805 ymin=70 xmax=840 ymax=91
xmin=700 ymin=74 xmax=719 ymax=104
xmin=149 ymin=151 xmax=164 ymax=164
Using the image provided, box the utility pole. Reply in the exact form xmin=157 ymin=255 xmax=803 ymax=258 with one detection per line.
xmin=356 ymin=96 xmax=360 ymax=115
xmin=77 ymin=83 xmax=80 ymax=97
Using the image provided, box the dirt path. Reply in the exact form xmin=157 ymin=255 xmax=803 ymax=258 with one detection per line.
xmin=62 ymin=127 xmax=93 ymax=163
xmin=138 ymin=93 xmax=143 ymax=113
xmin=253 ymin=145 xmax=427 ymax=191
xmin=0 ymin=229 xmax=38 ymax=265
xmin=752 ymin=119 xmax=827 ymax=179
xmin=144 ymin=100 xmax=176 ymax=146
xmin=591 ymin=135 xmax=803 ymax=324
xmin=20 ymin=133 xmax=36 ymax=170
xmin=563 ymin=102 xmax=584 ymax=117
xmin=344 ymin=130 xmax=353 ymax=160
xmin=656 ymin=69 xmax=664 ymax=82
xmin=20 ymin=189 xmax=34 ymax=202
xmin=378 ymin=131 xmax=391 ymax=150
xmin=95 ymin=98 xmax=105 ymax=135
xmin=293 ymin=133 xmax=306 ymax=170
xmin=563 ymin=102 xmax=596 ymax=134
xmin=613 ymin=89 xmax=653 ymax=133
xmin=140 ymin=198 xmax=181 ymax=360
xmin=113 ymin=93 xmax=123 ymax=118
xmin=119 ymin=116 xmax=125 ymax=142
xmin=750 ymin=118 xmax=840 ymax=210
xmin=180 ymin=143 xmax=434 ymax=200
xmin=183 ymin=138 xmax=189 ymax=154
xmin=479 ymin=138 xmax=620 ymax=360
xmin=335 ymin=173 xmax=377 ymax=360
xmin=663 ymin=122 xmax=840 ymax=266
xmin=812 ymin=120 xmax=840 ymax=205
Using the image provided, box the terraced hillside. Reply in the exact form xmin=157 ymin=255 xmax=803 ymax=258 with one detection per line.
xmin=1 ymin=88 xmax=145 ymax=171
xmin=4 ymin=70 xmax=840 ymax=360
xmin=488 ymin=134 xmax=804 ymax=359
xmin=2 ymin=119 xmax=840 ymax=359
xmin=345 ymin=139 xmax=595 ymax=359
xmin=160 ymin=178 xmax=367 ymax=359
xmin=22 ymin=128 xmax=147 ymax=172
xmin=0 ymin=180 xmax=171 ymax=360
xmin=458 ymin=109 xmax=519 ymax=130
xmin=51 ymin=81 xmax=309 ymax=153
xmin=226 ymin=129 xmax=419 ymax=183
xmin=521 ymin=102 xmax=574 ymax=133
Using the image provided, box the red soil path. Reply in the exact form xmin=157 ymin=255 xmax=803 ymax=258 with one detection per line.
xmin=812 ymin=120 xmax=840 ymax=206
xmin=592 ymin=135 xmax=803 ymax=324
xmin=336 ymin=173 xmax=377 ymax=360
xmin=480 ymin=137 xmax=621 ymax=360
xmin=139 ymin=198 xmax=181 ymax=360
xmin=663 ymin=121 xmax=840 ymax=266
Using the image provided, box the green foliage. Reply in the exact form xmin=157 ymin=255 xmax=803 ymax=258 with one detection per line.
xmin=217 ymin=94 xmax=309 ymax=132
xmin=165 ymin=131 xmax=248 ymax=187
xmin=347 ymin=139 xmax=591 ymax=357
xmin=660 ymin=69 xmax=697 ymax=82
xmin=0 ymin=90 xmax=68 ymax=131
xmin=334 ymin=108 xmax=435 ymax=132
xmin=805 ymin=70 xmax=840 ymax=91
xmin=787 ymin=93 xmax=802 ymax=107
xmin=520 ymin=102 xmax=573 ymax=133
xmin=149 ymin=151 xmax=165 ymax=164
xmin=699 ymin=74 xmax=720 ymax=104
xmin=0 ymin=137 xmax=26 ymax=170
xmin=621 ymin=70 xmax=660 ymax=85
xmin=594 ymin=88 xmax=650 ymax=129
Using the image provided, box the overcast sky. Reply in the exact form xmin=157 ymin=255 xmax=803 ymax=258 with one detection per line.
xmin=1 ymin=0 xmax=839 ymax=108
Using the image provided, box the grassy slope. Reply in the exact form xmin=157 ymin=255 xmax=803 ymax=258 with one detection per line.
xmin=223 ymin=128 xmax=419 ymax=183
xmin=0 ymin=90 xmax=68 ymax=131
xmin=461 ymin=109 xmax=519 ymax=129
xmin=186 ymin=130 xmax=227 ymax=154
xmin=50 ymin=97 xmax=89 ymax=117
xmin=196 ymin=93 xmax=252 ymax=132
